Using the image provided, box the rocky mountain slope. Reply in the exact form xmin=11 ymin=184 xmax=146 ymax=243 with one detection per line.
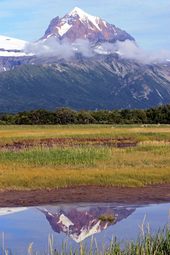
xmin=0 ymin=57 xmax=169 ymax=112
xmin=0 ymin=7 xmax=169 ymax=112
xmin=42 ymin=7 xmax=134 ymax=43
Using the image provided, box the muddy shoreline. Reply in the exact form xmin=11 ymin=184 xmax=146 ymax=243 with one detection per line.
xmin=0 ymin=184 xmax=170 ymax=207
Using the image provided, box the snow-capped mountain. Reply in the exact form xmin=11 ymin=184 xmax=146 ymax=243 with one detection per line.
xmin=42 ymin=7 xmax=134 ymax=44
xmin=0 ymin=35 xmax=28 ymax=57
xmin=39 ymin=205 xmax=135 ymax=243
xmin=0 ymin=7 xmax=169 ymax=112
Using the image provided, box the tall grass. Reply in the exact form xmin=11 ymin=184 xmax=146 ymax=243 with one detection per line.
xmin=2 ymin=229 xmax=170 ymax=255
xmin=0 ymin=125 xmax=170 ymax=189
xmin=0 ymin=147 xmax=111 ymax=167
xmin=0 ymin=144 xmax=170 ymax=188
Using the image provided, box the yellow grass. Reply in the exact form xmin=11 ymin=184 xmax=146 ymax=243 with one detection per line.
xmin=0 ymin=125 xmax=169 ymax=189
xmin=0 ymin=124 xmax=169 ymax=141
xmin=0 ymin=163 xmax=170 ymax=189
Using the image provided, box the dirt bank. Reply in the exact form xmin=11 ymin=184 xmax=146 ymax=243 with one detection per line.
xmin=0 ymin=184 xmax=170 ymax=207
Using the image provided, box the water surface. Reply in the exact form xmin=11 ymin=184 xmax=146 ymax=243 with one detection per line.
xmin=0 ymin=202 xmax=169 ymax=254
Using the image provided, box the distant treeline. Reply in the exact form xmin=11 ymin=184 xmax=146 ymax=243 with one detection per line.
xmin=0 ymin=104 xmax=170 ymax=125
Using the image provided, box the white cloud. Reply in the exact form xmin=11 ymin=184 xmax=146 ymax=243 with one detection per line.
xmin=102 ymin=40 xmax=170 ymax=64
xmin=24 ymin=37 xmax=93 ymax=59
xmin=25 ymin=37 xmax=170 ymax=64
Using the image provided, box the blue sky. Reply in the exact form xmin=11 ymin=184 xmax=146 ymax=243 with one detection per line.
xmin=0 ymin=0 xmax=169 ymax=50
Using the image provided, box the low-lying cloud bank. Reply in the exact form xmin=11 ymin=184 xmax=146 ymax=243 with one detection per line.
xmin=24 ymin=37 xmax=170 ymax=64
xmin=24 ymin=37 xmax=93 ymax=59
xmin=103 ymin=40 xmax=170 ymax=64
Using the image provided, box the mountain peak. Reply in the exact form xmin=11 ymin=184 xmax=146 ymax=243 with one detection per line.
xmin=42 ymin=8 xmax=135 ymax=44
xmin=69 ymin=7 xmax=89 ymax=17
xmin=69 ymin=7 xmax=99 ymax=20
xmin=68 ymin=7 xmax=101 ymax=31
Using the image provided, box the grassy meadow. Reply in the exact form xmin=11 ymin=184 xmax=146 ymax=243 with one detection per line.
xmin=0 ymin=124 xmax=170 ymax=189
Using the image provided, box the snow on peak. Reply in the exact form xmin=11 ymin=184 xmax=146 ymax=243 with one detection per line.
xmin=69 ymin=7 xmax=91 ymax=18
xmin=58 ymin=214 xmax=74 ymax=228
xmin=70 ymin=220 xmax=108 ymax=243
xmin=68 ymin=7 xmax=102 ymax=31
xmin=0 ymin=35 xmax=29 ymax=57
xmin=0 ymin=35 xmax=27 ymax=51
xmin=57 ymin=23 xmax=72 ymax=37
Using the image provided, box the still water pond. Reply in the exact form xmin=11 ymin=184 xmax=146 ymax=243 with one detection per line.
xmin=0 ymin=203 xmax=170 ymax=254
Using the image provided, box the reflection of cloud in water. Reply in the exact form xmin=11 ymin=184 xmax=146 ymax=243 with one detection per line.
xmin=39 ymin=204 xmax=136 ymax=243
xmin=0 ymin=208 xmax=27 ymax=217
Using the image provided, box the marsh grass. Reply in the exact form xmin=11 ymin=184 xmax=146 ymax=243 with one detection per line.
xmin=0 ymin=147 xmax=111 ymax=167
xmin=2 ymin=228 xmax=170 ymax=255
xmin=0 ymin=125 xmax=170 ymax=189
xmin=0 ymin=125 xmax=170 ymax=144
xmin=98 ymin=214 xmax=116 ymax=223
xmin=0 ymin=143 xmax=169 ymax=188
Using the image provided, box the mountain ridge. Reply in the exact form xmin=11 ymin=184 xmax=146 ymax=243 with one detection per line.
xmin=0 ymin=7 xmax=169 ymax=112
xmin=0 ymin=58 xmax=169 ymax=112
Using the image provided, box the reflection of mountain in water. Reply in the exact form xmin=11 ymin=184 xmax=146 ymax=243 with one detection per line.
xmin=39 ymin=204 xmax=136 ymax=243
xmin=0 ymin=207 xmax=27 ymax=217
